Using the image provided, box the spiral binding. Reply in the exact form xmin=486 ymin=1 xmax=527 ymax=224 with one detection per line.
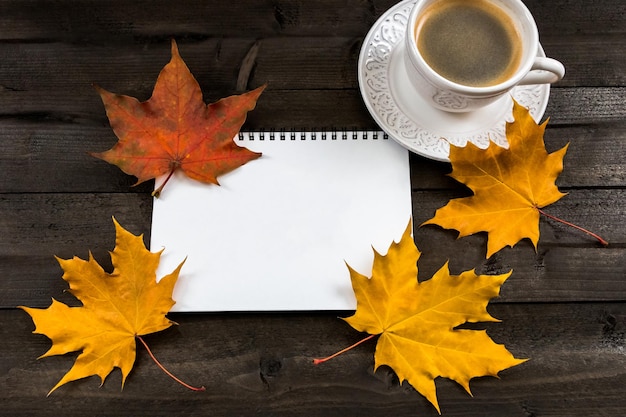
xmin=237 ymin=130 xmax=389 ymax=141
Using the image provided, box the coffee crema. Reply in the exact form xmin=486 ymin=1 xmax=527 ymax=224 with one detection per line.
xmin=415 ymin=0 xmax=522 ymax=87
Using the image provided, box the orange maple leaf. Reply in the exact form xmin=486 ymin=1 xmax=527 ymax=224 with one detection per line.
xmin=92 ymin=39 xmax=264 ymax=197
xmin=20 ymin=218 xmax=198 ymax=394
xmin=422 ymin=100 xmax=569 ymax=257
xmin=317 ymin=222 xmax=526 ymax=414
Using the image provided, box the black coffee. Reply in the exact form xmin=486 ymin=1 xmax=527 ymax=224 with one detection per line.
xmin=416 ymin=0 xmax=522 ymax=87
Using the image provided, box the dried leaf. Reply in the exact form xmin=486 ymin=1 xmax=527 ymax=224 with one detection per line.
xmin=92 ymin=39 xmax=264 ymax=196
xmin=344 ymin=221 xmax=526 ymax=413
xmin=423 ymin=100 xmax=569 ymax=257
xmin=21 ymin=218 xmax=184 ymax=394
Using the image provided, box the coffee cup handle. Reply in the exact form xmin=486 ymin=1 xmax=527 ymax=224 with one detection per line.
xmin=518 ymin=57 xmax=565 ymax=85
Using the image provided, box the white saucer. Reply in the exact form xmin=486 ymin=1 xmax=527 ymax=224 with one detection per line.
xmin=358 ymin=0 xmax=550 ymax=161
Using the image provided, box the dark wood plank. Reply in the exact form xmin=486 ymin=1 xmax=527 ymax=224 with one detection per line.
xmin=525 ymin=0 xmax=626 ymax=36
xmin=0 ymin=121 xmax=155 ymax=193
xmin=542 ymin=34 xmax=626 ymax=87
xmin=0 ymin=36 xmax=623 ymax=97
xmin=1 ymin=78 xmax=624 ymax=129
xmin=0 ymin=0 xmax=399 ymax=40
xmin=2 ymin=190 xmax=623 ymax=308
xmin=0 ymin=193 xmax=151 ymax=308
xmin=2 ymin=302 xmax=625 ymax=416
xmin=1 ymin=0 xmax=623 ymax=41
xmin=544 ymin=87 xmax=626 ymax=124
xmin=2 ymin=120 xmax=623 ymax=193
xmin=5 ymin=245 xmax=622 ymax=309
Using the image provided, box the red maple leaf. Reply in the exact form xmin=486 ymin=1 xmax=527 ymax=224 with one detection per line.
xmin=92 ymin=39 xmax=264 ymax=196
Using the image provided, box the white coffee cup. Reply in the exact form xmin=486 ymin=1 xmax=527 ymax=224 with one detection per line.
xmin=404 ymin=0 xmax=565 ymax=112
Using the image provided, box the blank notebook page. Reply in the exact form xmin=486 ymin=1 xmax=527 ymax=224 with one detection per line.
xmin=150 ymin=131 xmax=412 ymax=312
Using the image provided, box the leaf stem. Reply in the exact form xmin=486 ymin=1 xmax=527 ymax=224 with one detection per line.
xmin=537 ymin=207 xmax=609 ymax=246
xmin=151 ymin=168 xmax=177 ymax=198
xmin=313 ymin=334 xmax=377 ymax=365
xmin=137 ymin=335 xmax=205 ymax=392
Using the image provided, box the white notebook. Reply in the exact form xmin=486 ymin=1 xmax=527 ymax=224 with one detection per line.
xmin=150 ymin=131 xmax=412 ymax=311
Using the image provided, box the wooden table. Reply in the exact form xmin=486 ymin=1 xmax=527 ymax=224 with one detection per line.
xmin=1 ymin=1 xmax=624 ymax=415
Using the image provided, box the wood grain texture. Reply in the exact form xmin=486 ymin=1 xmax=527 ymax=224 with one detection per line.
xmin=1 ymin=121 xmax=623 ymax=193
xmin=2 ymin=303 xmax=625 ymax=417
xmin=0 ymin=39 xmax=623 ymax=111
xmin=1 ymin=190 xmax=622 ymax=308
xmin=0 ymin=0 xmax=624 ymax=415
xmin=0 ymin=0 xmax=623 ymax=40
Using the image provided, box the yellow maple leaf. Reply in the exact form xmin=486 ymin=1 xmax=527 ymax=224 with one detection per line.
xmin=342 ymin=222 xmax=526 ymax=414
xmin=21 ymin=218 xmax=186 ymax=394
xmin=422 ymin=100 xmax=569 ymax=258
